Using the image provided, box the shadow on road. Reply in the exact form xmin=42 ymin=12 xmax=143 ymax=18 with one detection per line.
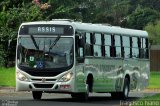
xmin=40 ymin=96 xmax=140 ymax=103
xmin=0 ymin=94 xmax=141 ymax=106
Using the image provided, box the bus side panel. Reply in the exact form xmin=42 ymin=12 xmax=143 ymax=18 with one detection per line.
xmin=123 ymin=59 xmax=140 ymax=91
xmin=75 ymin=63 xmax=86 ymax=92
xmin=140 ymin=60 xmax=150 ymax=90
xmin=84 ymin=58 xmax=123 ymax=93
xmin=105 ymin=59 xmax=123 ymax=92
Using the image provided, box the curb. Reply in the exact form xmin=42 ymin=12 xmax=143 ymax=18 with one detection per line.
xmin=0 ymin=87 xmax=16 ymax=93
xmin=143 ymin=88 xmax=160 ymax=93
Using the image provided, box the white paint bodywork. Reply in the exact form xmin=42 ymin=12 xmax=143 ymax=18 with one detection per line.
xmin=16 ymin=20 xmax=149 ymax=93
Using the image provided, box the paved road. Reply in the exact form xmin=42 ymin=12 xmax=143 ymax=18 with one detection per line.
xmin=0 ymin=89 xmax=158 ymax=106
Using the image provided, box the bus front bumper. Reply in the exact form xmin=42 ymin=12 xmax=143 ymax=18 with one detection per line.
xmin=16 ymin=79 xmax=74 ymax=93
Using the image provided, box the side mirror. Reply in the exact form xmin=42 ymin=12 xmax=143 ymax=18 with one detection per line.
xmin=8 ymin=39 xmax=12 ymax=50
xmin=8 ymin=39 xmax=17 ymax=50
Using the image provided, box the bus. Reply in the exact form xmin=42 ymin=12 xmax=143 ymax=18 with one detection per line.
xmin=16 ymin=19 xmax=150 ymax=100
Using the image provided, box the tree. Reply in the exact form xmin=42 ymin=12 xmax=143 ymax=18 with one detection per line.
xmin=111 ymin=0 xmax=130 ymax=26
xmin=1 ymin=0 xmax=160 ymax=66
xmin=127 ymin=6 xmax=160 ymax=30
xmin=0 ymin=0 xmax=82 ymax=67
xmin=46 ymin=0 xmax=82 ymax=20
xmin=139 ymin=0 xmax=160 ymax=11
xmin=0 ymin=1 xmax=43 ymax=67
xmin=145 ymin=21 xmax=160 ymax=45
xmin=90 ymin=0 xmax=130 ymax=26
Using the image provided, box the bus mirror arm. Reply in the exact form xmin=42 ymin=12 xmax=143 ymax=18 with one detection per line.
xmin=8 ymin=39 xmax=12 ymax=50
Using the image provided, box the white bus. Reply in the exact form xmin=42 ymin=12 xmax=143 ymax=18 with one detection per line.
xmin=16 ymin=19 xmax=150 ymax=100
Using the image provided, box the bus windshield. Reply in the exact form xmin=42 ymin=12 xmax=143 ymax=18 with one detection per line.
xmin=17 ymin=36 xmax=74 ymax=69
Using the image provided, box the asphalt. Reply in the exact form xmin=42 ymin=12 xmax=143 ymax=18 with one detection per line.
xmin=0 ymin=87 xmax=159 ymax=106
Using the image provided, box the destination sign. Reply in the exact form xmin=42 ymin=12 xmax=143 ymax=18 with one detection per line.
xmin=28 ymin=27 xmax=64 ymax=35
xmin=19 ymin=24 xmax=73 ymax=35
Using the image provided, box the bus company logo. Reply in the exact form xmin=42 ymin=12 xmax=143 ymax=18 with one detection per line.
xmin=42 ymin=78 xmax=46 ymax=82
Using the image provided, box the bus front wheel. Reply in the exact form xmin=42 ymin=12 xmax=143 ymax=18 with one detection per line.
xmin=122 ymin=77 xmax=130 ymax=99
xmin=71 ymin=84 xmax=89 ymax=101
xmin=32 ymin=91 xmax=42 ymax=100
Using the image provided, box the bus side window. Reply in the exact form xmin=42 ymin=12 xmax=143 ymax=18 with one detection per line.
xmin=123 ymin=36 xmax=130 ymax=58
xmin=94 ymin=33 xmax=102 ymax=57
xmin=115 ymin=35 xmax=121 ymax=58
xmin=104 ymin=34 xmax=111 ymax=57
xmin=140 ymin=37 xmax=149 ymax=59
xmin=85 ymin=32 xmax=92 ymax=56
xmin=132 ymin=37 xmax=139 ymax=58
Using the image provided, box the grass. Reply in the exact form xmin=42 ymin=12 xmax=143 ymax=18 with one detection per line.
xmin=148 ymin=72 xmax=160 ymax=89
xmin=0 ymin=67 xmax=15 ymax=87
xmin=131 ymin=94 xmax=160 ymax=106
xmin=142 ymin=93 xmax=160 ymax=100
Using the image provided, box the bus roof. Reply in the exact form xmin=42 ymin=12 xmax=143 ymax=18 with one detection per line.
xmin=21 ymin=19 xmax=148 ymax=37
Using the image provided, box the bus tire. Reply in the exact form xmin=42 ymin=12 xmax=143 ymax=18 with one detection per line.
xmin=111 ymin=92 xmax=119 ymax=99
xmin=121 ymin=77 xmax=130 ymax=100
xmin=71 ymin=93 xmax=83 ymax=98
xmin=84 ymin=83 xmax=89 ymax=101
xmin=111 ymin=78 xmax=129 ymax=100
xmin=32 ymin=91 xmax=42 ymax=100
xmin=71 ymin=84 xmax=89 ymax=101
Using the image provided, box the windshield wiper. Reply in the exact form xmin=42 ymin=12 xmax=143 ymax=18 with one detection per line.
xmin=30 ymin=35 xmax=39 ymax=50
xmin=49 ymin=35 xmax=61 ymax=50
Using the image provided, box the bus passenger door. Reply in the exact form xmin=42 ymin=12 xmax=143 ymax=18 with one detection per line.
xmin=75 ymin=34 xmax=86 ymax=92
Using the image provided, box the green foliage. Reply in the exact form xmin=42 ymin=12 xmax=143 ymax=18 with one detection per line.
xmin=1 ymin=0 xmax=160 ymax=67
xmin=0 ymin=2 xmax=43 ymax=67
xmin=145 ymin=21 xmax=160 ymax=45
xmin=91 ymin=0 xmax=130 ymax=26
xmin=0 ymin=49 xmax=7 ymax=66
xmin=139 ymin=0 xmax=160 ymax=11
xmin=127 ymin=6 xmax=160 ymax=29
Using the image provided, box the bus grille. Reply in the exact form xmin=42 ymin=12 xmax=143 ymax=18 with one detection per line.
xmin=32 ymin=79 xmax=56 ymax=81
xmin=26 ymin=71 xmax=61 ymax=77
xmin=33 ymin=84 xmax=54 ymax=88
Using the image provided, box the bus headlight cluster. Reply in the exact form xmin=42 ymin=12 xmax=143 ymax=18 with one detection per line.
xmin=17 ymin=71 xmax=29 ymax=81
xmin=59 ymin=72 xmax=73 ymax=82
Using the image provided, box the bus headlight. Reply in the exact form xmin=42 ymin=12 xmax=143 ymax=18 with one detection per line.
xmin=17 ymin=71 xmax=29 ymax=81
xmin=59 ymin=72 xmax=73 ymax=82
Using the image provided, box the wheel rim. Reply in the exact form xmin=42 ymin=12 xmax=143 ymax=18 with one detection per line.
xmin=85 ymin=84 xmax=89 ymax=100
xmin=86 ymin=84 xmax=89 ymax=94
xmin=124 ymin=84 xmax=129 ymax=97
